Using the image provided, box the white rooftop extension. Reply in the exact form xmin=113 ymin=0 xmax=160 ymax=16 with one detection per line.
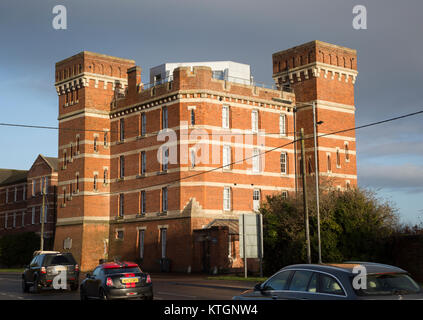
xmin=149 ymin=61 xmax=252 ymax=85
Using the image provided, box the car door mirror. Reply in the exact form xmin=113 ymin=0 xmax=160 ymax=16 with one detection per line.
xmin=254 ymin=282 xmax=263 ymax=291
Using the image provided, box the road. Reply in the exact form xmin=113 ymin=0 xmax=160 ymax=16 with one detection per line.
xmin=0 ymin=272 xmax=255 ymax=300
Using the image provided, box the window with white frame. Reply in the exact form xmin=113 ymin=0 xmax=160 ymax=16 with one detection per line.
xmin=190 ymin=109 xmax=195 ymax=126
xmin=222 ymin=105 xmax=229 ymax=128
xmin=279 ymin=114 xmax=286 ymax=136
xmin=253 ymin=189 xmax=260 ymax=212
xmin=190 ymin=149 xmax=196 ymax=168
xmin=282 ymin=191 xmax=288 ymax=199
xmin=252 ymin=148 xmax=261 ymax=173
xmin=103 ymin=168 xmax=108 ymax=184
xmin=336 ymin=148 xmax=341 ymax=168
xmin=251 ymin=109 xmax=258 ymax=133
xmin=327 ymin=154 xmax=332 ymax=173
xmin=94 ymin=136 xmax=98 ymax=152
xmin=345 ymin=143 xmax=350 ymax=162
xmin=93 ymin=174 xmax=98 ymax=191
xmin=223 ymin=187 xmax=231 ymax=211
xmin=223 ymin=145 xmax=231 ymax=169
xmin=280 ymin=152 xmax=287 ymax=174
xmin=104 ymin=132 xmax=108 ymax=147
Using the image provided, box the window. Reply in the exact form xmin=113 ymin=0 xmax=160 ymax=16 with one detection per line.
xmin=288 ymin=270 xmax=314 ymax=292
xmin=116 ymin=230 xmax=124 ymax=240
xmin=222 ymin=105 xmax=229 ymax=128
xmin=162 ymin=106 xmax=168 ymax=129
xmin=4 ymin=213 xmax=7 ymax=229
xmin=141 ymin=113 xmax=146 ymax=136
xmin=223 ymin=145 xmax=231 ymax=169
xmin=103 ymin=169 xmax=108 ymax=184
xmin=281 ymin=191 xmax=288 ymax=199
xmin=104 ymin=132 xmax=108 ymax=147
xmin=120 ymin=118 xmax=125 ymax=141
xmin=40 ymin=178 xmax=43 ymax=194
xmin=252 ymin=148 xmax=261 ymax=173
xmin=253 ymin=189 xmax=260 ymax=212
xmin=31 ymin=207 xmax=35 ymax=224
xmin=346 ymin=181 xmax=351 ymax=190
xmin=307 ymin=273 xmax=318 ymax=293
xmin=162 ymin=147 xmax=169 ymax=172
xmin=14 ymin=187 xmax=17 ymax=202
xmin=44 ymin=177 xmax=48 ymax=194
xmin=63 ymin=150 xmax=67 ymax=167
xmin=279 ymin=114 xmax=286 ymax=136
xmin=21 ymin=210 xmax=25 ymax=227
xmin=280 ymin=152 xmax=287 ymax=174
xmin=93 ymin=174 xmax=98 ymax=191
xmin=13 ymin=212 xmax=16 ymax=228
xmin=32 ymin=181 xmax=35 ymax=197
xmin=251 ymin=110 xmax=258 ymax=133
xmin=336 ymin=149 xmax=341 ymax=168
xmin=190 ymin=109 xmax=195 ymax=126
xmin=76 ymin=174 xmax=79 ymax=192
xmin=327 ymin=154 xmax=332 ymax=172
xmin=190 ymin=149 xmax=196 ymax=168
xmin=162 ymin=187 xmax=168 ymax=212
xmin=264 ymin=270 xmax=293 ymax=291
xmin=119 ymin=194 xmax=124 ymax=217
xmin=223 ymin=187 xmax=231 ymax=211
xmin=140 ymin=151 xmax=146 ymax=175
xmin=76 ymin=136 xmax=80 ymax=154
xmin=139 ymin=229 xmax=145 ymax=259
xmin=120 ymin=156 xmax=125 ymax=178
xmin=140 ymin=191 xmax=146 ymax=214
xmin=94 ymin=136 xmax=98 ymax=152
xmin=5 ymin=188 xmax=8 ymax=203
xmin=319 ymin=274 xmax=345 ymax=296
xmin=160 ymin=228 xmax=167 ymax=259
xmin=345 ymin=143 xmax=350 ymax=161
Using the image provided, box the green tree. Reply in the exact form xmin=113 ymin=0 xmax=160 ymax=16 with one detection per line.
xmin=260 ymin=186 xmax=399 ymax=275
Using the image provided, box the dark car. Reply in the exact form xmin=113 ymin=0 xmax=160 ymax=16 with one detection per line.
xmin=233 ymin=262 xmax=423 ymax=300
xmin=79 ymin=261 xmax=153 ymax=300
xmin=22 ymin=251 xmax=80 ymax=293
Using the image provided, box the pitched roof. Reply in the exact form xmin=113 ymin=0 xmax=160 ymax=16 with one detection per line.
xmin=0 ymin=169 xmax=28 ymax=187
xmin=42 ymin=156 xmax=59 ymax=172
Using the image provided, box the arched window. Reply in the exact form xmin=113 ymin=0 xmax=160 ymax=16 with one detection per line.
xmin=327 ymin=154 xmax=331 ymax=172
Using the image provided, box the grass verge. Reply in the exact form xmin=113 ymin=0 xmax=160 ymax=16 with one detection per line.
xmin=0 ymin=268 xmax=24 ymax=273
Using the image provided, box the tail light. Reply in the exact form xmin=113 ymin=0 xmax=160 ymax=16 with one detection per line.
xmin=146 ymin=274 xmax=151 ymax=284
xmin=41 ymin=267 xmax=47 ymax=274
xmin=75 ymin=264 xmax=79 ymax=272
xmin=106 ymin=277 xmax=113 ymax=287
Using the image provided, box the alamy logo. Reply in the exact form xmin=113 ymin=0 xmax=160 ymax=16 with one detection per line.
xmin=52 ymin=5 xmax=67 ymax=30
xmin=352 ymin=5 xmax=367 ymax=30
xmin=352 ymin=265 xmax=367 ymax=290
xmin=52 ymin=269 xmax=67 ymax=290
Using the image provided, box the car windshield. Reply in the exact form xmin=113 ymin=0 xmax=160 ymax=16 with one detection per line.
xmin=104 ymin=267 xmax=141 ymax=275
xmin=43 ymin=254 xmax=76 ymax=266
xmin=353 ymin=273 xmax=421 ymax=296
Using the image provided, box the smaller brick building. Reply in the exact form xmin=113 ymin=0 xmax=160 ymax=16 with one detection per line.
xmin=0 ymin=155 xmax=58 ymax=244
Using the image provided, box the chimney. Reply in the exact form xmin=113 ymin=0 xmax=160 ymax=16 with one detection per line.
xmin=127 ymin=66 xmax=142 ymax=96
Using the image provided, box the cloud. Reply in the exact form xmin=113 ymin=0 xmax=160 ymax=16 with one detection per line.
xmin=358 ymin=164 xmax=423 ymax=193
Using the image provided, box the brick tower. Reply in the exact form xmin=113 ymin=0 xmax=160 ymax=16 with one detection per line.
xmin=54 ymin=52 xmax=135 ymax=270
xmin=272 ymin=40 xmax=358 ymax=190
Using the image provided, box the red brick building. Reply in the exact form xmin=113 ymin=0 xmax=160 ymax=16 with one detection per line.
xmin=0 ymin=155 xmax=58 ymax=243
xmin=53 ymin=40 xmax=358 ymax=272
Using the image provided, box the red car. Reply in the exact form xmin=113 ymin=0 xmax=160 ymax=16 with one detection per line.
xmin=79 ymin=261 xmax=153 ymax=300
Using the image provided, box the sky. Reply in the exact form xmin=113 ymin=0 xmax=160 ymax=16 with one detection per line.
xmin=0 ymin=0 xmax=422 ymax=224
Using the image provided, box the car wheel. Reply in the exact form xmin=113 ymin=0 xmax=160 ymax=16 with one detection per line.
xmin=99 ymin=288 xmax=108 ymax=300
xmin=22 ymin=278 xmax=29 ymax=293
